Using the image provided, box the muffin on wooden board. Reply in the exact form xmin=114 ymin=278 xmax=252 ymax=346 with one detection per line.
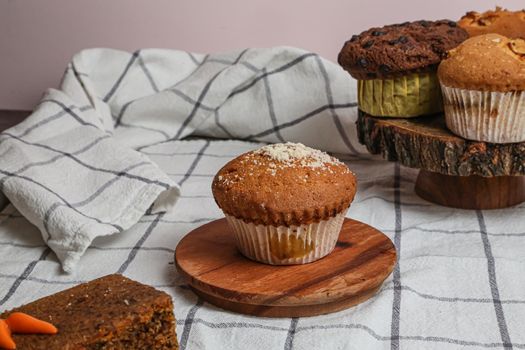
xmin=212 ymin=143 xmax=356 ymax=265
xmin=438 ymin=34 xmax=525 ymax=143
xmin=338 ymin=20 xmax=468 ymax=117
xmin=459 ymin=7 xmax=525 ymax=39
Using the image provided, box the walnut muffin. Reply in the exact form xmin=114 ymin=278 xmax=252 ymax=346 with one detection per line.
xmin=338 ymin=20 xmax=468 ymax=117
xmin=458 ymin=7 xmax=525 ymax=39
xmin=212 ymin=142 xmax=357 ymax=265
xmin=438 ymin=34 xmax=525 ymax=143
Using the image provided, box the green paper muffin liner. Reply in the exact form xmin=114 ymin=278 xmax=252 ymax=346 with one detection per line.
xmin=358 ymin=72 xmax=443 ymax=117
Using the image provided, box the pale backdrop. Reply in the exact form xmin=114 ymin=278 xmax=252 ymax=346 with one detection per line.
xmin=0 ymin=0 xmax=522 ymax=110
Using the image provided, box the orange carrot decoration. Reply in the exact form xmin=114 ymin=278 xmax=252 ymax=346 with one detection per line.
xmin=5 ymin=313 xmax=57 ymax=335
xmin=0 ymin=319 xmax=15 ymax=350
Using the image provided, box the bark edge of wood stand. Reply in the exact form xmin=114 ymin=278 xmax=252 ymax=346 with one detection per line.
xmin=356 ymin=111 xmax=525 ymax=209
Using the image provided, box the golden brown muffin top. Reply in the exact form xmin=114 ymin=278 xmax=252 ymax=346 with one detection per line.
xmin=438 ymin=34 xmax=525 ymax=91
xmin=458 ymin=7 xmax=525 ymax=39
xmin=212 ymin=143 xmax=357 ymax=226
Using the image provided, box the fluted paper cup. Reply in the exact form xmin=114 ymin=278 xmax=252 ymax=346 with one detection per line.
xmin=441 ymin=84 xmax=525 ymax=143
xmin=358 ymin=72 xmax=443 ymax=117
xmin=225 ymin=210 xmax=347 ymax=265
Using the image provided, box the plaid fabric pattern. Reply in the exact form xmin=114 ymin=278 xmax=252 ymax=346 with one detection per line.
xmin=1 ymin=47 xmax=524 ymax=349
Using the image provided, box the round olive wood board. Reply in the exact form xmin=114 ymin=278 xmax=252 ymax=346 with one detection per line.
xmin=175 ymin=218 xmax=396 ymax=318
xmin=356 ymin=111 xmax=525 ymax=209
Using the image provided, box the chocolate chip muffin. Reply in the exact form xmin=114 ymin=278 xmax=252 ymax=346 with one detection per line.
xmin=459 ymin=7 xmax=525 ymax=39
xmin=212 ymin=143 xmax=357 ymax=265
xmin=438 ymin=34 xmax=525 ymax=143
xmin=338 ymin=20 xmax=468 ymax=117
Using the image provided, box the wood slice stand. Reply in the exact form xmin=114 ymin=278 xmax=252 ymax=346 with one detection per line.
xmin=175 ymin=218 xmax=396 ymax=318
xmin=357 ymin=111 xmax=525 ymax=209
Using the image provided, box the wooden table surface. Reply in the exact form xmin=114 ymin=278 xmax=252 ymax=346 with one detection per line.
xmin=0 ymin=110 xmax=29 ymax=132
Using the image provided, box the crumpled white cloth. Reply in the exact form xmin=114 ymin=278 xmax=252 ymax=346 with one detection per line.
xmin=2 ymin=47 xmax=525 ymax=350
xmin=0 ymin=46 xmax=362 ymax=272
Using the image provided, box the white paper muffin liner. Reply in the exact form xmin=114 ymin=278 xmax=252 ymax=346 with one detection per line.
xmin=441 ymin=84 xmax=525 ymax=143
xmin=225 ymin=210 xmax=347 ymax=265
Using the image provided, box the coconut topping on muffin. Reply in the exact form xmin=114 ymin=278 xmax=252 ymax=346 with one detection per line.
xmin=254 ymin=142 xmax=342 ymax=168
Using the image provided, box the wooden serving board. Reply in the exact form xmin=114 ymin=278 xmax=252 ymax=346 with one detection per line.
xmin=175 ymin=218 xmax=396 ymax=318
xmin=356 ymin=111 xmax=525 ymax=177
xmin=356 ymin=111 xmax=525 ymax=209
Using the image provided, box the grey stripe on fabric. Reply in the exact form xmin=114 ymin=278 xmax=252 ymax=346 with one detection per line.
xmin=0 ymin=248 xmax=51 ymax=306
xmin=64 ymin=65 xmax=89 ymax=77
xmin=383 ymin=285 xmax=525 ymax=305
xmin=261 ymin=67 xmax=285 ymax=142
xmin=284 ymin=318 xmax=299 ymax=350
xmin=393 ymin=227 xmax=525 ymax=237
xmin=178 ymin=141 xmax=211 ymax=186
xmin=170 ymin=71 xmax=224 ymax=141
xmin=141 ymin=150 xmax=238 ymax=158
xmin=139 ymin=217 xmax=219 ymax=224
xmin=168 ymin=54 xmax=210 ymax=91
xmin=0 ymin=169 xmax=122 ymax=231
xmin=214 ymin=109 xmax=235 ymax=138
xmin=172 ymin=317 xmax=525 ymax=349
xmin=112 ymin=52 xmax=161 ymax=128
xmin=103 ymin=51 xmax=140 ymax=102
xmin=116 ymin=212 xmax=164 ymax=274
xmin=241 ymin=61 xmax=260 ymax=72
xmin=169 ymin=89 xmax=215 ymax=112
xmin=179 ymin=195 xmax=211 ymax=199
xmin=13 ymin=105 xmax=72 ymax=138
xmin=137 ymin=53 xmax=160 ymax=93
xmin=179 ymin=300 xmax=205 ymax=350
xmin=0 ymin=135 xmax=111 ymax=186
xmin=176 ymin=318 xmax=289 ymax=332
xmin=187 ymin=51 xmax=201 ymax=65
xmin=355 ymin=195 xmax=432 ymax=207
xmin=135 ymin=49 xmax=252 ymax=151
xmin=204 ymin=49 xmax=248 ymax=66
xmin=232 ymin=48 xmax=249 ymax=64
xmin=42 ymin=162 xmax=149 ymax=238
xmin=247 ymin=102 xmax=357 ymax=139
xmin=72 ymin=162 xmax=148 ymax=208
xmin=390 ymin=163 xmax=402 ymax=350
xmin=118 ymin=122 xmax=171 ymax=138
xmin=168 ymin=173 xmax=213 ymax=178
xmin=477 ymin=210 xmax=513 ymax=349
xmin=296 ymin=324 xmax=525 ymax=349
xmin=170 ymin=141 xmax=212 ymax=348
xmin=0 ymin=273 xmax=84 ymax=286
xmin=113 ymin=100 xmax=134 ymax=126
xmin=0 ymin=273 xmax=180 ymax=289
xmin=36 ymin=99 xmax=101 ymax=130
xmin=0 ymin=241 xmax=175 ymax=254
xmin=228 ymin=53 xmax=316 ymax=99
xmin=313 ymin=55 xmax=360 ymax=155
xmin=0 ymin=132 xmax=170 ymax=189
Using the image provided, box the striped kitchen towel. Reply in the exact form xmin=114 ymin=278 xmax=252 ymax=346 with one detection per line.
xmin=0 ymin=46 xmax=362 ymax=272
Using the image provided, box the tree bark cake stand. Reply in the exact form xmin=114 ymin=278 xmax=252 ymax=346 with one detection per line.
xmin=356 ymin=111 xmax=525 ymax=209
xmin=175 ymin=218 xmax=396 ymax=318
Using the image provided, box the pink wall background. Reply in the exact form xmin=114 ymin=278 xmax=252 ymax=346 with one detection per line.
xmin=0 ymin=0 xmax=523 ymax=110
